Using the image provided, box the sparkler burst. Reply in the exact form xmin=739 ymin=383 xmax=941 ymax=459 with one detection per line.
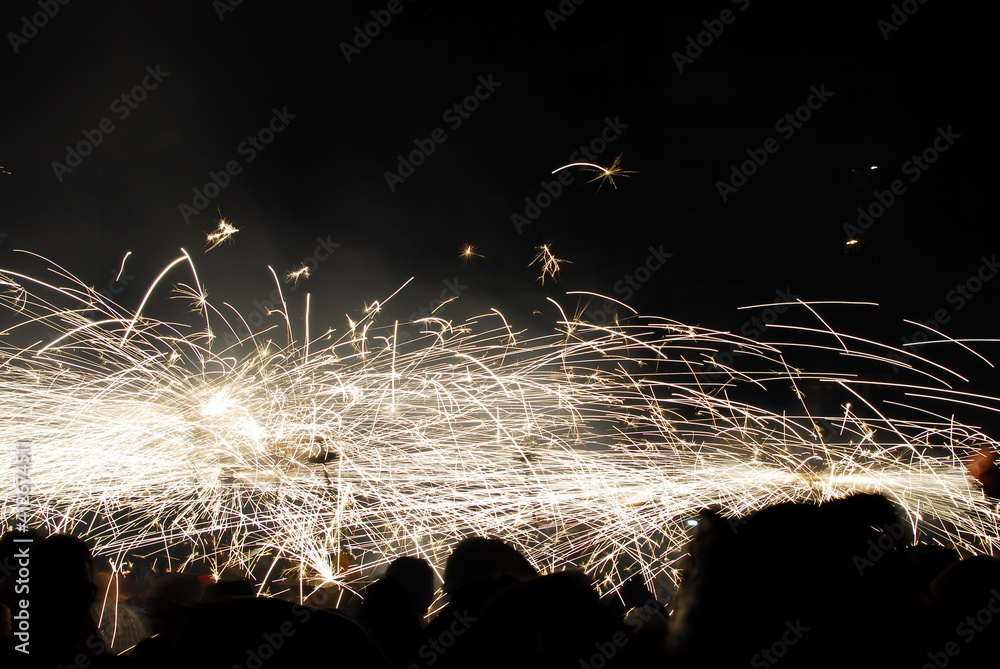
xmin=2 ymin=250 xmax=999 ymax=606
xmin=284 ymin=264 xmax=312 ymax=285
xmin=530 ymin=244 xmax=570 ymax=285
xmin=205 ymin=218 xmax=239 ymax=252
xmin=459 ymin=244 xmax=485 ymax=264
xmin=552 ymin=154 xmax=636 ymax=191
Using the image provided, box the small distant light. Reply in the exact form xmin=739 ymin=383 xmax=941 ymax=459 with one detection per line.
xmin=846 ymin=239 xmax=859 ymax=246
xmin=685 ymin=519 xmax=698 ymax=527
xmin=870 ymin=165 xmax=878 ymax=170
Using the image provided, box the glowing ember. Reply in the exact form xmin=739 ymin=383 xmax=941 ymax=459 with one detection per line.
xmin=459 ymin=244 xmax=484 ymax=264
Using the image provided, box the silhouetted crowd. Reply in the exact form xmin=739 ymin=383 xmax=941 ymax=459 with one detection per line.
xmin=3 ymin=493 xmax=999 ymax=668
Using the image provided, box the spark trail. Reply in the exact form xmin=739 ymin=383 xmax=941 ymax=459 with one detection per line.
xmin=1 ymin=250 xmax=998 ymax=602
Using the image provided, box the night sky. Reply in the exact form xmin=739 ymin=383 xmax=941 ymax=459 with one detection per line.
xmin=1 ymin=2 xmax=995 ymax=405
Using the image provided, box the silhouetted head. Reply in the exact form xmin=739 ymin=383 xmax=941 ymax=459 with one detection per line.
xmin=931 ymin=555 xmax=1000 ymax=620
xmin=35 ymin=533 xmax=97 ymax=613
xmin=145 ymin=572 xmax=206 ymax=638
xmin=443 ymin=537 xmax=537 ymax=595
xmin=668 ymin=494 xmax=925 ymax=667
xmin=385 ymin=555 xmax=435 ymax=613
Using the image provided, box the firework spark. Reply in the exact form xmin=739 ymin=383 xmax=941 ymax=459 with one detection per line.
xmin=2 ymin=250 xmax=999 ymax=608
xmin=206 ymin=218 xmax=239 ymax=252
xmin=460 ymin=244 xmax=485 ymax=264
xmin=530 ymin=244 xmax=570 ymax=285
xmin=113 ymin=252 xmax=132 ymax=283
xmin=284 ymin=265 xmax=312 ymax=285
xmin=552 ymin=154 xmax=636 ymax=191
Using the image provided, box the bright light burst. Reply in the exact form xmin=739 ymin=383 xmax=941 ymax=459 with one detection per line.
xmin=2 ymin=250 xmax=999 ymax=604
xmin=206 ymin=218 xmax=239 ymax=252
xmin=460 ymin=244 xmax=485 ymax=264
xmin=552 ymin=154 xmax=636 ymax=191
xmin=284 ymin=265 xmax=312 ymax=286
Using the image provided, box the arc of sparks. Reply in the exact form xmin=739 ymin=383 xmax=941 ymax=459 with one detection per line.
xmin=552 ymin=154 xmax=636 ymax=191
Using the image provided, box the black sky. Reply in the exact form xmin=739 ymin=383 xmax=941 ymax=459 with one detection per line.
xmin=1 ymin=2 xmax=995 ymax=394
